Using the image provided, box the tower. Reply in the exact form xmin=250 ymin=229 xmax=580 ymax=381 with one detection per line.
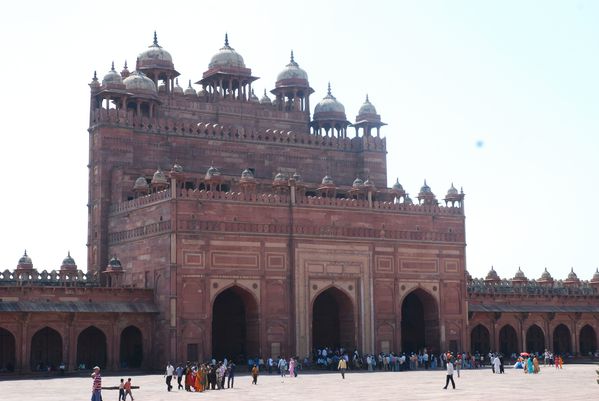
xmin=271 ymin=51 xmax=314 ymax=119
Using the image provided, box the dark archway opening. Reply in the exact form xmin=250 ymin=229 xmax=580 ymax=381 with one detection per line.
xmin=579 ymin=325 xmax=597 ymax=356
xmin=312 ymin=287 xmax=355 ymax=350
xmin=553 ymin=324 xmax=571 ymax=355
xmin=212 ymin=286 xmax=259 ymax=363
xmin=120 ymin=326 xmax=143 ymax=368
xmin=525 ymin=325 xmax=545 ymax=354
xmin=77 ymin=326 xmax=107 ymax=369
xmin=401 ymin=289 xmax=439 ymax=354
xmin=0 ymin=328 xmax=16 ymax=372
xmin=470 ymin=324 xmax=490 ymax=354
xmin=499 ymin=325 xmax=518 ymax=356
xmin=30 ymin=327 xmax=62 ymax=371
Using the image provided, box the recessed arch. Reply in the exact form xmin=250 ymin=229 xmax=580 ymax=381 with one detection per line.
xmin=499 ymin=324 xmax=518 ymax=356
xmin=400 ymin=287 xmax=439 ymax=353
xmin=0 ymin=327 xmax=16 ymax=372
xmin=579 ymin=325 xmax=597 ymax=356
xmin=553 ymin=324 xmax=571 ymax=355
xmin=525 ymin=324 xmax=545 ymax=353
xmin=30 ymin=327 xmax=62 ymax=371
xmin=212 ymin=285 xmax=259 ymax=362
xmin=312 ymin=286 xmax=355 ymax=350
xmin=120 ymin=326 xmax=143 ymax=368
xmin=470 ymin=324 xmax=491 ymax=354
xmin=77 ymin=326 xmax=107 ymax=369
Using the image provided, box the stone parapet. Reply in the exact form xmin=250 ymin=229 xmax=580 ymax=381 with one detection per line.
xmin=468 ymin=277 xmax=597 ymax=297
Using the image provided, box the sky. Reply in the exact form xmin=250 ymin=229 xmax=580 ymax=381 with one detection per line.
xmin=0 ymin=0 xmax=597 ymax=281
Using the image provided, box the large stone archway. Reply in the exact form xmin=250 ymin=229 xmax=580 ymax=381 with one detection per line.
xmin=579 ymin=325 xmax=597 ymax=356
xmin=499 ymin=324 xmax=518 ymax=356
xmin=0 ymin=327 xmax=16 ymax=372
xmin=553 ymin=324 xmax=571 ymax=355
xmin=401 ymin=288 xmax=439 ymax=353
xmin=30 ymin=327 xmax=63 ymax=371
xmin=77 ymin=326 xmax=107 ymax=369
xmin=120 ymin=326 xmax=143 ymax=369
xmin=211 ymin=286 xmax=259 ymax=363
xmin=470 ymin=324 xmax=490 ymax=354
xmin=312 ymin=286 xmax=355 ymax=350
xmin=525 ymin=324 xmax=545 ymax=354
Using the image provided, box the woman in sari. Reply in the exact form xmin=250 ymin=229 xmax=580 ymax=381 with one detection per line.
xmin=194 ymin=367 xmax=204 ymax=392
xmin=185 ymin=366 xmax=193 ymax=391
xmin=533 ymin=356 xmax=540 ymax=373
xmin=527 ymin=356 xmax=534 ymax=374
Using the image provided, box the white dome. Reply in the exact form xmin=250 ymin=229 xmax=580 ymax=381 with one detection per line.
xmin=137 ymin=32 xmax=174 ymax=68
xmin=123 ymin=71 xmax=157 ymax=93
xmin=184 ymin=80 xmax=197 ymax=96
xmin=102 ymin=62 xmax=123 ymax=86
xmin=314 ymin=83 xmax=345 ymax=114
xmin=276 ymin=51 xmax=308 ymax=85
xmin=358 ymin=95 xmax=377 ymax=115
xmin=208 ymin=34 xmax=245 ymax=69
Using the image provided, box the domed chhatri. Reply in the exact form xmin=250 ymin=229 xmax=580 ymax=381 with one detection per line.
xmin=173 ymin=78 xmax=184 ymax=95
xmin=358 ymin=94 xmax=377 ymax=115
xmin=184 ymin=80 xmax=197 ymax=96
xmin=314 ymin=83 xmax=345 ymax=115
xmin=60 ymin=251 xmax=77 ymax=271
xmin=417 ymin=180 xmax=438 ymax=206
xmin=102 ymin=61 xmax=123 ymax=87
xmin=16 ymin=250 xmax=33 ymax=270
xmin=565 ymin=267 xmax=580 ymax=283
xmin=151 ymin=168 xmax=168 ymax=186
xmin=512 ymin=266 xmax=528 ymax=282
xmin=539 ymin=267 xmax=554 ymax=282
xmin=485 ymin=266 xmax=500 ymax=282
xmin=392 ymin=178 xmax=404 ymax=191
xmin=106 ymin=255 xmax=123 ymax=271
xmin=321 ymin=175 xmax=335 ymax=186
xmin=591 ymin=268 xmax=599 ymax=283
xmin=260 ymin=89 xmax=272 ymax=105
xmin=276 ymin=50 xmax=309 ymax=86
xmin=208 ymin=33 xmax=246 ymax=70
xmin=240 ymin=168 xmax=255 ymax=181
xmin=354 ymin=94 xmax=386 ymax=137
xmin=133 ymin=176 xmax=149 ymax=194
xmin=249 ymin=89 xmax=260 ymax=103
xmin=123 ymin=71 xmax=157 ymax=94
xmin=137 ymin=31 xmax=174 ymax=70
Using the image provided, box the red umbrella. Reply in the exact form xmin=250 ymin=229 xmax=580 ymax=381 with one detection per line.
xmin=520 ymin=352 xmax=529 ymax=357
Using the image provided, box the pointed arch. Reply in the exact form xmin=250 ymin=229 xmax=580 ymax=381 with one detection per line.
xmin=499 ymin=324 xmax=519 ymax=356
xmin=470 ymin=324 xmax=491 ymax=354
xmin=30 ymin=327 xmax=63 ymax=371
xmin=552 ymin=324 xmax=571 ymax=355
xmin=77 ymin=326 xmax=107 ymax=369
xmin=400 ymin=287 xmax=439 ymax=353
xmin=579 ymin=325 xmax=597 ymax=356
xmin=120 ymin=326 xmax=143 ymax=368
xmin=525 ymin=324 xmax=545 ymax=353
xmin=312 ymin=286 xmax=355 ymax=350
xmin=0 ymin=327 xmax=16 ymax=372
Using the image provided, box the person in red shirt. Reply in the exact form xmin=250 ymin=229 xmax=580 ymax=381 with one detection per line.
xmin=124 ymin=377 xmax=134 ymax=400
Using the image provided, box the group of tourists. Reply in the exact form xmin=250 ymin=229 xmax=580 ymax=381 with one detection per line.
xmin=164 ymin=360 xmax=237 ymax=393
xmin=513 ymin=349 xmax=565 ymax=373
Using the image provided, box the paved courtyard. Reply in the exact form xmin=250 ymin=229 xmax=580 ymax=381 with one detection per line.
xmin=1 ymin=365 xmax=597 ymax=401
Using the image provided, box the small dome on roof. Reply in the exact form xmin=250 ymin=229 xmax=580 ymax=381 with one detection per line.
xmin=513 ymin=267 xmax=527 ymax=280
xmin=107 ymin=256 xmax=122 ymax=270
xmin=485 ymin=266 xmax=500 ymax=281
xmin=447 ymin=183 xmax=459 ymax=196
xmin=358 ymin=94 xmax=377 ymax=115
xmin=292 ymin=172 xmax=302 ymax=182
xmin=173 ymin=78 xmax=184 ymax=95
xmin=123 ymin=71 xmax=157 ymax=93
xmin=321 ymin=175 xmax=335 ymax=186
xmin=151 ymin=168 xmax=168 ymax=186
xmin=133 ymin=176 xmax=149 ymax=191
xmin=61 ymin=251 xmax=77 ymax=270
xmin=276 ymin=51 xmax=309 ymax=86
xmin=364 ymin=178 xmax=375 ymax=188
xmin=392 ymin=178 xmax=404 ymax=191
xmin=171 ymin=163 xmax=183 ymax=173
xmin=184 ymin=80 xmax=196 ymax=96
xmin=249 ymin=89 xmax=260 ymax=103
xmin=241 ymin=168 xmax=254 ymax=179
xmin=206 ymin=165 xmax=221 ymax=178
xmin=18 ymin=250 xmax=33 ymax=266
xmin=102 ymin=62 xmax=123 ymax=86
xmin=137 ymin=31 xmax=174 ymax=69
xmin=352 ymin=177 xmax=364 ymax=188
xmin=209 ymin=33 xmax=245 ymax=69
xmin=314 ymin=83 xmax=345 ymax=115
xmin=260 ymin=89 xmax=272 ymax=105
xmin=567 ymin=267 xmax=579 ymax=281
xmin=404 ymin=194 xmax=414 ymax=205
xmin=592 ymin=268 xmax=599 ymax=283
xmin=420 ymin=180 xmax=433 ymax=194
xmin=540 ymin=267 xmax=553 ymax=281
xmin=274 ymin=172 xmax=287 ymax=181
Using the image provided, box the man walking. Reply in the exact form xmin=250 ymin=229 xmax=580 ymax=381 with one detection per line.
xmin=443 ymin=358 xmax=456 ymax=389
xmin=176 ymin=364 xmax=184 ymax=390
xmin=338 ymin=356 xmax=347 ymax=379
xmin=165 ymin=361 xmax=174 ymax=391
xmin=91 ymin=366 xmax=102 ymax=401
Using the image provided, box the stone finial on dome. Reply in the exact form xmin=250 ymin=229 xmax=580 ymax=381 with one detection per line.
xmin=485 ymin=266 xmax=500 ymax=282
xmin=102 ymin=61 xmax=124 ymax=87
xmin=565 ymin=267 xmax=580 ymax=283
xmin=184 ymin=80 xmax=197 ymax=96
xmin=121 ymin=60 xmax=130 ymax=78
xmin=60 ymin=251 xmax=77 ymax=271
xmin=16 ymin=250 xmax=33 ymax=270
xmin=90 ymin=70 xmax=100 ymax=89
xmin=417 ymin=180 xmax=437 ymax=206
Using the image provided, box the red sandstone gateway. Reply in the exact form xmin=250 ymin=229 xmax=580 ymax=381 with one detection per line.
xmin=0 ymin=32 xmax=596 ymax=373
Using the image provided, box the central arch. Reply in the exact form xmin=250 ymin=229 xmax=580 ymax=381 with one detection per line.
xmin=312 ymin=287 xmax=355 ymax=350
xmin=211 ymin=286 xmax=259 ymax=362
xmin=470 ymin=324 xmax=490 ymax=354
xmin=499 ymin=324 xmax=518 ymax=356
xmin=553 ymin=324 xmax=571 ymax=355
xmin=30 ymin=327 xmax=62 ymax=371
xmin=525 ymin=324 xmax=545 ymax=354
xmin=0 ymin=328 xmax=16 ymax=372
xmin=77 ymin=326 xmax=107 ymax=369
xmin=401 ymin=288 xmax=439 ymax=353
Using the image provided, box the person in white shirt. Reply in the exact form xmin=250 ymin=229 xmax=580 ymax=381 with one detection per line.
xmin=165 ymin=362 xmax=174 ymax=392
xmin=443 ymin=359 xmax=455 ymax=389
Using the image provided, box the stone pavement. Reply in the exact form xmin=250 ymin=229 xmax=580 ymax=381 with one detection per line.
xmin=0 ymin=365 xmax=597 ymax=401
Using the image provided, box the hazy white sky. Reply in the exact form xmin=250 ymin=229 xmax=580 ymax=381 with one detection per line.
xmin=0 ymin=0 xmax=597 ymax=281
